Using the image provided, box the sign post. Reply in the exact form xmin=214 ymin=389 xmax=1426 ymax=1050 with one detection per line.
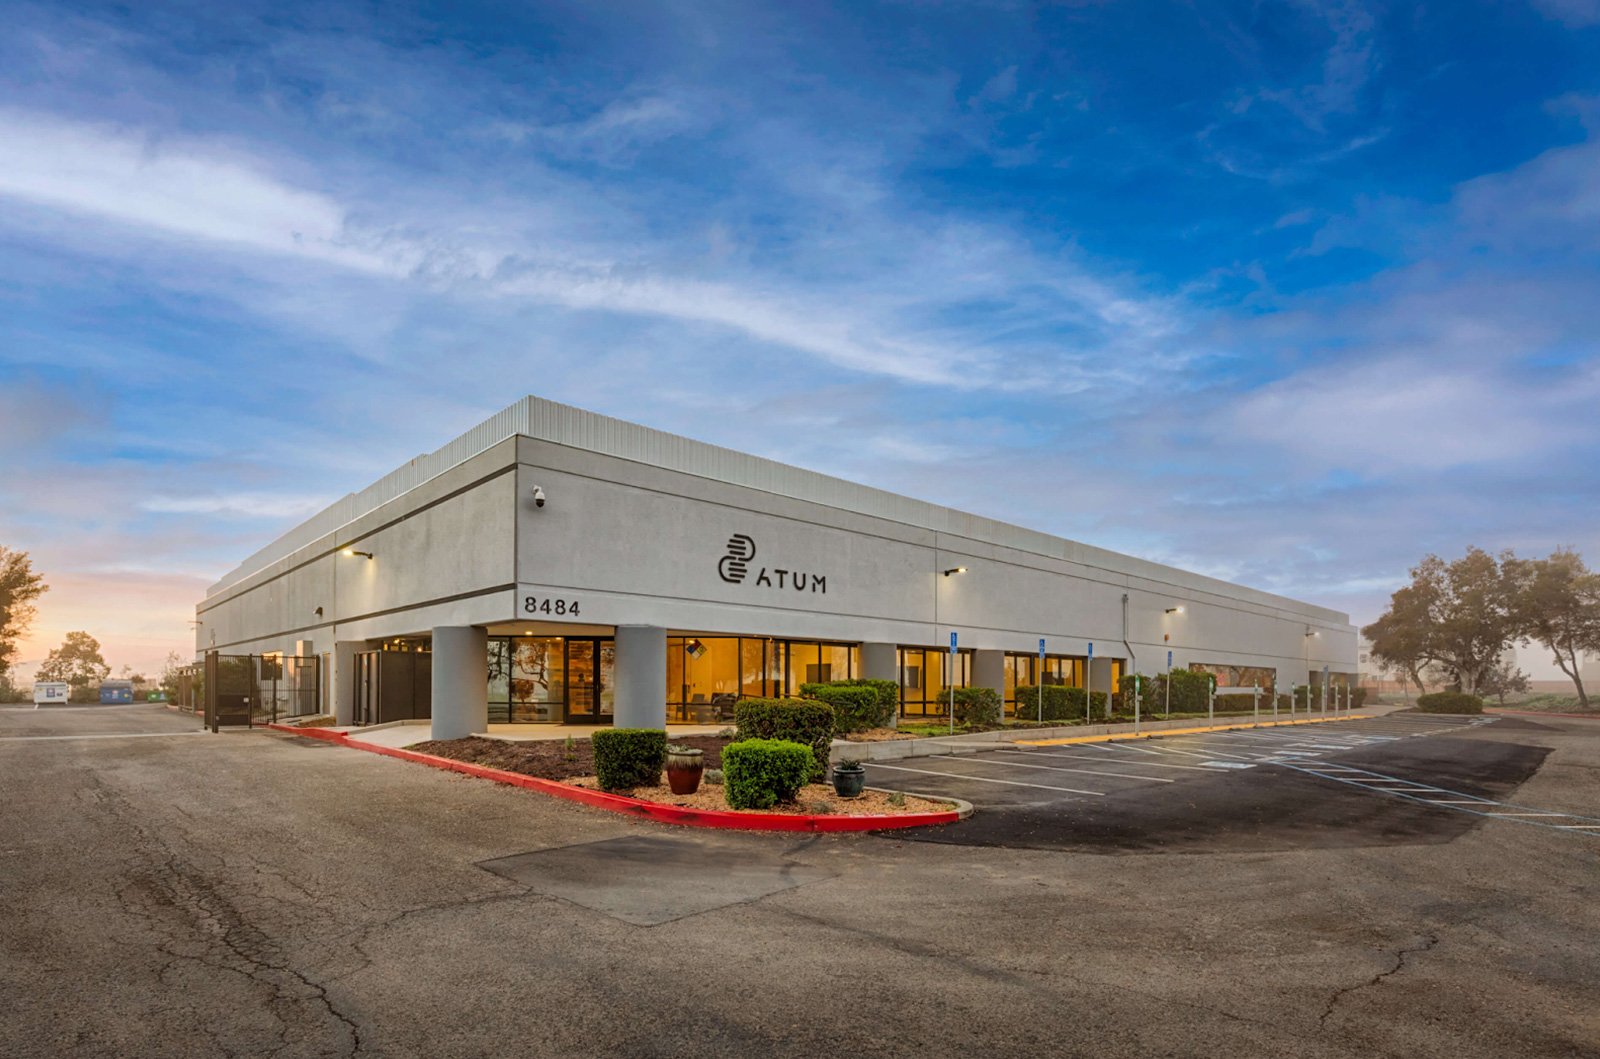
xmin=1208 ymin=674 xmax=1215 ymax=725
xmin=1165 ymin=649 xmax=1172 ymax=720
xmin=1323 ymin=665 xmax=1330 ymax=718
xmin=1085 ymin=642 xmax=1094 ymax=725
xmin=949 ymin=632 xmax=958 ymax=735
xmin=1134 ymin=674 xmax=1141 ymax=734
xmin=1037 ymin=638 xmax=1045 ymax=725
xmin=1252 ymin=682 xmax=1259 ymax=722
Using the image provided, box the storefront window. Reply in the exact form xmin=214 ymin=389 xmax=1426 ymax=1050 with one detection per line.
xmin=511 ymin=637 xmax=564 ymax=722
xmin=487 ymin=638 xmax=511 ymax=723
xmin=898 ymin=647 xmax=970 ymax=717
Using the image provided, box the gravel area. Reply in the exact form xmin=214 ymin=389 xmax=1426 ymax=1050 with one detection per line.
xmin=408 ymin=735 xmax=732 ymax=782
xmin=564 ymin=777 xmax=952 ymax=816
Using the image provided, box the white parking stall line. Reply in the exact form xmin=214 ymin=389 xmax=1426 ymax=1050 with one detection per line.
xmin=1485 ymin=812 xmax=1573 ymax=818
xmin=865 ymin=762 xmax=1107 ymax=797
xmin=1278 ymin=762 xmax=1600 ymax=838
xmin=0 ymin=731 xmax=210 ymax=741
xmin=1004 ymin=748 xmax=1214 ymax=772
xmin=953 ymin=754 xmax=1176 ymax=784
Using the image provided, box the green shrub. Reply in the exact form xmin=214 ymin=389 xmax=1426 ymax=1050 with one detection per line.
xmin=591 ymin=728 xmax=667 ymax=790
xmin=1120 ymin=671 xmax=1213 ymax=715
xmin=734 ymin=697 xmax=835 ymax=779
xmin=952 ymin=686 xmax=1002 ymax=726
xmin=722 ymin=739 xmax=814 ymax=809
xmin=1416 ymin=691 xmax=1484 ymax=715
xmin=798 ymin=680 xmax=896 ymax=733
xmin=1350 ymin=687 xmax=1369 ymax=710
xmin=1014 ymin=686 xmax=1107 ymax=722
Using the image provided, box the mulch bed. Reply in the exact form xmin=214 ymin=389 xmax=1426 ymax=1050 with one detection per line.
xmin=564 ymin=777 xmax=951 ymax=816
xmin=407 ymin=735 xmax=732 ymax=783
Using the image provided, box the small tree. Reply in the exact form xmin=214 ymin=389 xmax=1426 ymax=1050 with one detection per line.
xmin=0 ymin=547 xmax=48 ymax=682
xmin=158 ymin=651 xmax=187 ymax=700
xmin=1504 ymin=548 xmax=1600 ymax=708
xmin=1478 ymin=659 xmax=1531 ymax=706
xmin=36 ymin=632 xmax=111 ymax=701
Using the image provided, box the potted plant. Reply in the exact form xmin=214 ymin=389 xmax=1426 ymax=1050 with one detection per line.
xmin=665 ymin=744 xmax=704 ymax=795
xmin=831 ymin=758 xmax=866 ymax=799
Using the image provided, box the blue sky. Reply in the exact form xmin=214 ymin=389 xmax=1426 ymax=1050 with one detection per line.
xmin=2 ymin=0 xmax=1599 ymax=676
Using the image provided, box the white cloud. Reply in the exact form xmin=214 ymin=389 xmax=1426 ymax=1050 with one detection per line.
xmin=138 ymin=492 xmax=336 ymax=519
xmin=1529 ymin=0 xmax=1600 ymax=28
xmin=0 ymin=107 xmax=1190 ymax=392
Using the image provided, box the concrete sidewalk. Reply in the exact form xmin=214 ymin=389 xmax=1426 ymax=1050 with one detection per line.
xmin=338 ymin=720 xmax=728 ymax=749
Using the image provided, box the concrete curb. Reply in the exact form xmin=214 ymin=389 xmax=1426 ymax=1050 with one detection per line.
xmin=267 ymin=723 xmax=967 ymax=833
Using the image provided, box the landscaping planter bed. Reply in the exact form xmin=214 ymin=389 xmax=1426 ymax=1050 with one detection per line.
xmin=564 ymin=777 xmax=950 ymax=817
xmin=407 ymin=735 xmax=731 ymax=783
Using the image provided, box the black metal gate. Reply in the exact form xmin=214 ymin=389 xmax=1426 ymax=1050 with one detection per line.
xmin=204 ymin=652 xmax=323 ymax=731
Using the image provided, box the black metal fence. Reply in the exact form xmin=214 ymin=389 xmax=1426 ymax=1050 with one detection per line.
xmin=198 ymin=653 xmax=323 ymax=731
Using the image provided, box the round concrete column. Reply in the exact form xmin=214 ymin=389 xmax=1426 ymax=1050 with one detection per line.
xmin=431 ymin=626 xmax=488 ymax=741
xmin=860 ymin=642 xmax=898 ymax=682
xmin=613 ymin=625 xmax=667 ymax=730
xmin=973 ymin=649 xmax=1005 ymax=701
xmin=860 ymin=642 xmax=899 ymax=728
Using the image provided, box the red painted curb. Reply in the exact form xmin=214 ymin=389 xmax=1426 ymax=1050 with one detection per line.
xmin=266 ymin=724 xmax=961 ymax=832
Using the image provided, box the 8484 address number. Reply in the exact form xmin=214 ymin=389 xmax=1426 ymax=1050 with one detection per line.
xmin=523 ymin=596 xmax=579 ymax=617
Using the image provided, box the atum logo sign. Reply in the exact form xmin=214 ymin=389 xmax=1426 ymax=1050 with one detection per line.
xmin=717 ymin=533 xmax=828 ymax=593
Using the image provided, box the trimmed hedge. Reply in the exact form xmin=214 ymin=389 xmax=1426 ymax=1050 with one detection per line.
xmin=953 ymin=686 xmax=1002 ymax=727
xmin=734 ymin=697 xmax=835 ymax=779
xmin=1120 ymin=671 xmax=1214 ymax=715
xmin=1416 ymin=691 xmax=1484 ymax=715
xmin=798 ymin=679 xmax=897 ymax=733
xmin=722 ymin=739 xmax=814 ymax=809
xmin=1013 ymin=685 xmax=1108 ymax=722
xmin=592 ymin=728 xmax=667 ymax=790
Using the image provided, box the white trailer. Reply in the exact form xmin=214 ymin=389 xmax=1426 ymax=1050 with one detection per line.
xmin=32 ymin=682 xmax=70 ymax=708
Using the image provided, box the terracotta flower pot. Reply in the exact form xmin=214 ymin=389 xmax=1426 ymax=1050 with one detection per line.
xmin=665 ymin=747 xmax=704 ymax=795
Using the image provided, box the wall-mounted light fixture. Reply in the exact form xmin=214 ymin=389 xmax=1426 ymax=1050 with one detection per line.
xmin=1165 ymin=606 xmax=1185 ymax=614
xmin=343 ymin=548 xmax=373 ymax=560
xmin=943 ymin=567 xmax=968 ymax=577
xmin=314 ymin=606 xmax=324 ymax=618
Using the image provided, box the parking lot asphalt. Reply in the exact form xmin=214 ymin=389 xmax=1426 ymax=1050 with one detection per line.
xmin=2 ymin=705 xmax=1598 ymax=1059
xmin=867 ymin=714 xmax=1568 ymax=852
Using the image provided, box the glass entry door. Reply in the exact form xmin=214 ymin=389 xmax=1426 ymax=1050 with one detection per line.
xmin=564 ymin=639 xmax=614 ymax=724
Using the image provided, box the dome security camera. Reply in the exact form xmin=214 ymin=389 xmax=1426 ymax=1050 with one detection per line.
xmin=532 ymin=486 xmax=546 ymax=508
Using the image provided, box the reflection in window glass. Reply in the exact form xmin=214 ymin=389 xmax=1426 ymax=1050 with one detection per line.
xmin=487 ymin=638 xmax=511 ymax=723
xmin=512 ymin=637 xmax=564 ymax=722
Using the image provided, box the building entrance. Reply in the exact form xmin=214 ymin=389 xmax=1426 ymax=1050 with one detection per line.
xmin=564 ymin=638 xmax=614 ymax=724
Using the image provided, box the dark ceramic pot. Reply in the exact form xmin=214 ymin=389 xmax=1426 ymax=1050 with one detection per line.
xmin=665 ymin=748 xmax=704 ymax=795
xmin=831 ymin=764 xmax=866 ymax=799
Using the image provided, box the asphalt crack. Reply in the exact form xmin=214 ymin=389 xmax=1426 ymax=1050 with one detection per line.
xmin=1318 ymin=931 xmax=1440 ymax=1030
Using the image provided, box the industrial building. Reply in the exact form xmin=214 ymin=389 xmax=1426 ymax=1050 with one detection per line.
xmin=194 ymin=396 xmax=1357 ymax=738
